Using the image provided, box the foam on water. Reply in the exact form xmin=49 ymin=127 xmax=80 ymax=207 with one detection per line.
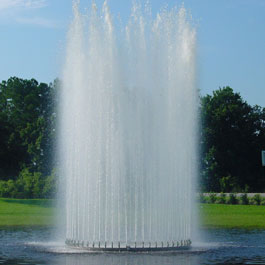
xmin=59 ymin=0 xmax=197 ymax=248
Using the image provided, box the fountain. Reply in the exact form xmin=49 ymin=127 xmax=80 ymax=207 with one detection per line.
xmin=59 ymin=0 xmax=197 ymax=252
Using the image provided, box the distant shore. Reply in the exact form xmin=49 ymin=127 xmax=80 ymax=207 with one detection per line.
xmin=202 ymin=193 xmax=265 ymax=198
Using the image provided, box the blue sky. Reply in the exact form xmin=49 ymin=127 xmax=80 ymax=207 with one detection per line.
xmin=0 ymin=0 xmax=264 ymax=106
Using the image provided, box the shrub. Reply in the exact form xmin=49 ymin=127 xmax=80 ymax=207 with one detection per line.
xmin=209 ymin=193 xmax=217 ymax=203
xmin=217 ymin=193 xmax=227 ymax=204
xmin=0 ymin=181 xmax=9 ymax=197
xmin=32 ymin=172 xmax=44 ymax=199
xmin=249 ymin=197 xmax=255 ymax=205
xmin=18 ymin=168 xmax=44 ymax=199
xmin=219 ymin=175 xmax=237 ymax=193
xmin=15 ymin=177 xmax=26 ymax=198
xmin=0 ymin=168 xmax=57 ymax=199
xmin=240 ymin=193 xmax=249 ymax=205
xmin=0 ymin=180 xmax=20 ymax=198
xmin=227 ymin=193 xmax=238 ymax=204
xmin=252 ymin=194 xmax=261 ymax=205
xmin=204 ymin=196 xmax=211 ymax=204
xmin=261 ymin=198 xmax=265 ymax=206
xmin=6 ymin=180 xmax=18 ymax=198
xmin=42 ymin=169 xmax=57 ymax=198
xmin=18 ymin=168 xmax=34 ymax=198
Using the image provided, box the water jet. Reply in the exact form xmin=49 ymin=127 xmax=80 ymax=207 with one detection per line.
xmin=60 ymin=1 xmax=197 ymax=252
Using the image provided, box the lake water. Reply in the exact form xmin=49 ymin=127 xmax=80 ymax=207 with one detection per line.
xmin=0 ymin=227 xmax=265 ymax=265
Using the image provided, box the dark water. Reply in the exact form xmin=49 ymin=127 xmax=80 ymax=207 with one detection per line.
xmin=0 ymin=227 xmax=265 ymax=265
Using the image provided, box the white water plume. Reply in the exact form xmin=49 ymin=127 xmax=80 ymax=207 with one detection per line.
xmin=59 ymin=0 xmax=198 ymax=248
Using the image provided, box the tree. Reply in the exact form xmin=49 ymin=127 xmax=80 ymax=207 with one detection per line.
xmin=201 ymin=87 xmax=265 ymax=192
xmin=0 ymin=77 xmax=58 ymax=180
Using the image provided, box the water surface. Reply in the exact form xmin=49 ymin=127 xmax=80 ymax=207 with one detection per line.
xmin=0 ymin=227 xmax=265 ymax=264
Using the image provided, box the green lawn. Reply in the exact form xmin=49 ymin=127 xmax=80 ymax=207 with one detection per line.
xmin=199 ymin=203 xmax=265 ymax=229
xmin=0 ymin=199 xmax=265 ymax=228
xmin=0 ymin=198 xmax=55 ymax=226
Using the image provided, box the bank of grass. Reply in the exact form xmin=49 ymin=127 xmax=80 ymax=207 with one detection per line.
xmin=0 ymin=199 xmax=265 ymax=229
xmin=200 ymin=203 xmax=265 ymax=229
xmin=0 ymin=198 xmax=55 ymax=226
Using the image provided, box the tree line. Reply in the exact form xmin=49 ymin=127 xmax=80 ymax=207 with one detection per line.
xmin=0 ymin=77 xmax=264 ymax=198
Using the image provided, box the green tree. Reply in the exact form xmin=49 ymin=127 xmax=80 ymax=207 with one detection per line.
xmin=0 ymin=77 xmax=58 ymax=180
xmin=201 ymin=87 xmax=265 ymax=192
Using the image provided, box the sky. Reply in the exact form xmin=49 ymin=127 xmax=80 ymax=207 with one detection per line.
xmin=0 ymin=0 xmax=264 ymax=106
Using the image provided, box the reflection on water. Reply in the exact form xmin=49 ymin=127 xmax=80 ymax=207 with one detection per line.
xmin=57 ymin=253 xmax=198 ymax=265
xmin=0 ymin=258 xmax=45 ymax=265
xmin=0 ymin=227 xmax=265 ymax=265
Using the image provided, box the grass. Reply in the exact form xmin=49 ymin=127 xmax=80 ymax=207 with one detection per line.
xmin=0 ymin=198 xmax=55 ymax=227
xmin=199 ymin=203 xmax=265 ymax=229
xmin=0 ymin=199 xmax=264 ymax=229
